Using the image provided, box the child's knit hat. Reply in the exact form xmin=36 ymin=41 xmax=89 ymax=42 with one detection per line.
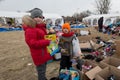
xmin=62 ymin=23 xmax=71 ymax=32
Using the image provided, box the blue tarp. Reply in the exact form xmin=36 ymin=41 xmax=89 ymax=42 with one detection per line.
xmin=0 ymin=27 xmax=23 ymax=32
xmin=71 ymin=25 xmax=86 ymax=28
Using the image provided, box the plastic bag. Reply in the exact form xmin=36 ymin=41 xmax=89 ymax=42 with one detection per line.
xmin=59 ymin=69 xmax=80 ymax=80
xmin=72 ymin=37 xmax=81 ymax=57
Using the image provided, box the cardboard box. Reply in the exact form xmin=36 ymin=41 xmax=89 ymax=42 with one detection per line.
xmin=89 ymin=40 xmax=103 ymax=50
xmin=82 ymin=60 xmax=98 ymax=73
xmin=79 ymin=70 xmax=91 ymax=80
xmin=85 ymin=66 xmax=102 ymax=80
xmin=95 ymin=66 xmax=120 ymax=80
xmin=115 ymin=40 xmax=120 ymax=56
xmin=98 ymin=62 xmax=108 ymax=69
xmin=80 ymin=60 xmax=99 ymax=80
xmin=80 ymin=42 xmax=92 ymax=49
xmin=78 ymin=36 xmax=91 ymax=42
xmin=100 ymin=57 xmax=120 ymax=68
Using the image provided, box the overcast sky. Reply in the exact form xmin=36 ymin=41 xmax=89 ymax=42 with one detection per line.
xmin=0 ymin=0 xmax=120 ymax=16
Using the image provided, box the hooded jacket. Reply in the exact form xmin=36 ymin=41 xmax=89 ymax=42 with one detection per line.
xmin=23 ymin=23 xmax=52 ymax=66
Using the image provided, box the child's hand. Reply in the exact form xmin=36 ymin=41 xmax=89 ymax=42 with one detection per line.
xmin=61 ymin=49 xmax=66 ymax=53
xmin=49 ymin=27 xmax=55 ymax=33
xmin=49 ymin=40 xmax=53 ymax=45
xmin=46 ymin=29 xmax=49 ymax=34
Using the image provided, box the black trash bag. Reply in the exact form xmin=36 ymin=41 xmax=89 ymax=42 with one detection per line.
xmin=50 ymin=77 xmax=59 ymax=80
xmin=107 ymin=75 xmax=115 ymax=80
xmin=76 ymin=58 xmax=84 ymax=71
xmin=83 ymin=54 xmax=96 ymax=60
xmin=95 ymin=57 xmax=103 ymax=62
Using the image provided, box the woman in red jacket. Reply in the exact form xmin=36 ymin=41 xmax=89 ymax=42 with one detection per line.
xmin=22 ymin=9 xmax=52 ymax=80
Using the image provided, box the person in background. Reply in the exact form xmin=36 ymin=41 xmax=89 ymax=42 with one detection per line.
xmin=22 ymin=8 xmax=52 ymax=80
xmin=53 ymin=20 xmax=62 ymax=32
xmin=98 ymin=17 xmax=104 ymax=32
xmin=45 ymin=19 xmax=56 ymax=34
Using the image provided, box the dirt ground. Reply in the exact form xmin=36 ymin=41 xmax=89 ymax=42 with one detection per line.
xmin=0 ymin=31 xmax=60 ymax=80
xmin=0 ymin=27 xmax=120 ymax=80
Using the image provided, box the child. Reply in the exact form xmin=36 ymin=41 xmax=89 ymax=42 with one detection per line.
xmin=58 ymin=23 xmax=83 ymax=71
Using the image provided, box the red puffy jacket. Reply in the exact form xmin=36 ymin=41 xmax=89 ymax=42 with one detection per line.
xmin=23 ymin=24 xmax=52 ymax=66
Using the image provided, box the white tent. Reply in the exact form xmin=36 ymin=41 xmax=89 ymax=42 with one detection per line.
xmin=43 ymin=13 xmax=64 ymax=25
xmin=0 ymin=11 xmax=64 ymax=26
xmin=0 ymin=11 xmax=30 ymax=24
xmin=83 ymin=14 xmax=120 ymax=27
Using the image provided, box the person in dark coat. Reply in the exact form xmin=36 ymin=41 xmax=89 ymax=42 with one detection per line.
xmin=98 ymin=17 xmax=104 ymax=32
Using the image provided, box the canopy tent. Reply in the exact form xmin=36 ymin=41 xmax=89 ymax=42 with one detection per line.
xmin=0 ymin=11 xmax=64 ymax=26
xmin=0 ymin=11 xmax=63 ymax=20
xmin=83 ymin=14 xmax=120 ymax=20
xmin=43 ymin=13 xmax=64 ymax=26
xmin=83 ymin=14 xmax=120 ymax=27
xmin=0 ymin=11 xmax=30 ymax=24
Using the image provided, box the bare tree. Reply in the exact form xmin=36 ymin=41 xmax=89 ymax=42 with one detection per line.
xmin=72 ymin=10 xmax=91 ymax=22
xmin=80 ymin=10 xmax=91 ymax=18
xmin=63 ymin=10 xmax=92 ymax=24
xmin=95 ymin=0 xmax=111 ymax=14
